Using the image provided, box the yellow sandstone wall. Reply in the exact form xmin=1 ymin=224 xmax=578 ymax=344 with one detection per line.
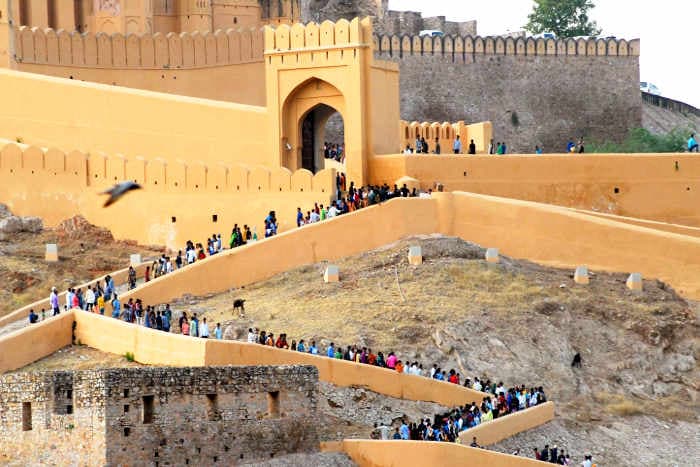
xmin=458 ymin=402 xmax=556 ymax=446
xmin=0 ymin=68 xmax=270 ymax=166
xmin=11 ymin=27 xmax=267 ymax=105
xmin=370 ymin=154 xmax=700 ymax=227
xmin=115 ymin=193 xmax=700 ymax=309
xmin=0 ymin=138 xmax=336 ymax=249
xmin=336 ymin=440 xmax=547 ymax=467
xmin=0 ymin=312 xmax=74 ymax=373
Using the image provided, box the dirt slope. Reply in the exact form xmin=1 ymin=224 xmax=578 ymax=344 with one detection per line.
xmin=173 ymin=236 xmax=698 ymax=466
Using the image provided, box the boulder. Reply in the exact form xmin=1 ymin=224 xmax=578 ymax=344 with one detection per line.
xmin=0 ymin=216 xmax=23 ymax=241
xmin=0 ymin=204 xmax=11 ymax=219
xmin=20 ymin=216 xmax=43 ymax=233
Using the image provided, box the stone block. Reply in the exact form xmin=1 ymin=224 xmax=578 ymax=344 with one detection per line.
xmin=129 ymin=254 xmax=142 ymax=266
xmin=574 ymin=265 xmax=589 ymax=284
xmin=324 ymin=265 xmax=339 ymax=283
xmin=408 ymin=245 xmax=422 ymax=265
xmin=0 ymin=204 xmax=10 ymax=219
xmin=626 ymin=272 xmax=643 ymax=291
xmin=485 ymin=247 xmax=499 ymax=263
xmin=45 ymin=243 xmax=58 ymax=262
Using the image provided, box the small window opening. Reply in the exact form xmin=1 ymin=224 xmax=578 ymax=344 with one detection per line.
xmin=22 ymin=402 xmax=32 ymax=431
xmin=66 ymin=390 xmax=72 ymax=399
xmin=123 ymin=389 xmax=129 ymax=397
xmin=124 ymin=427 xmax=131 ymax=436
xmin=66 ymin=405 xmax=73 ymax=414
xmin=267 ymin=391 xmax=280 ymax=418
xmin=171 ymin=216 xmax=176 ymax=223
xmin=124 ymin=404 xmax=130 ymax=413
xmin=206 ymin=394 xmax=220 ymax=421
xmin=212 ymin=214 xmax=218 ymax=223
xmin=614 ymin=187 xmax=620 ymax=194
xmin=142 ymin=395 xmax=154 ymax=424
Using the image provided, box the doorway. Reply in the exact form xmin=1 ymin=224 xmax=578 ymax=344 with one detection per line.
xmin=298 ymin=103 xmax=344 ymax=174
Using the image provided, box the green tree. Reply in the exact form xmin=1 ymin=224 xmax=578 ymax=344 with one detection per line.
xmin=525 ymin=0 xmax=602 ymax=38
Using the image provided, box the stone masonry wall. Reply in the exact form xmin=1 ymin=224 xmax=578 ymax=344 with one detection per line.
xmin=381 ymin=53 xmax=641 ymax=153
xmin=0 ymin=371 xmax=107 ymax=466
xmin=0 ymin=366 xmax=319 ymax=466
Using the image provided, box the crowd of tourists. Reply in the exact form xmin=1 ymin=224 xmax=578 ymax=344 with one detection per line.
xmin=324 ymin=141 xmax=344 ymax=161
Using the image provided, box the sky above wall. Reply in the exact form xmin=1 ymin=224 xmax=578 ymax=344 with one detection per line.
xmin=388 ymin=0 xmax=700 ymax=108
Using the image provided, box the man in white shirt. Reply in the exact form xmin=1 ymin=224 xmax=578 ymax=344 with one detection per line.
xmin=327 ymin=205 xmax=338 ymax=218
xmin=85 ymin=286 xmax=96 ymax=312
xmin=310 ymin=210 xmax=320 ymax=223
xmin=199 ymin=317 xmax=210 ymax=338
xmin=581 ymin=455 xmax=593 ymax=467
xmin=378 ymin=422 xmax=390 ymax=440
xmin=247 ymin=328 xmax=257 ymax=343
xmin=473 ymin=378 xmax=483 ymax=392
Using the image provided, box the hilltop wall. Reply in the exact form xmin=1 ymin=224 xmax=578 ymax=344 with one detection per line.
xmin=0 ymin=141 xmax=336 ymax=248
xmin=12 ymin=26 xmax=266 ymax=105
xmin=374 ymin=33 xmax=641 ymax=153
xmin=369 ymin=154 xmax=700 ymax=227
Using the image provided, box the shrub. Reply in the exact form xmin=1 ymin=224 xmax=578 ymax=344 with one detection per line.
xmin=124 ymin=351 xmax=135 ymax=362
xmin=589 ymin=127 xmax=690 ymax=153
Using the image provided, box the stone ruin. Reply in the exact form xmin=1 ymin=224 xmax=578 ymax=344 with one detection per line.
xmin=0 ymin=365 xmax=320 ymax=466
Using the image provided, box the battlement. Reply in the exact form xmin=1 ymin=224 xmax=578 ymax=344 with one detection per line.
xmin=373 ymin=33 xmax=640 ymax=59
xmin=13 ymin=26 xmax=264 ymax=68
xmin=0 ymin=141 xmax=335 ymax=195
xmin=263 ymin=18 xmax=372 ymax=53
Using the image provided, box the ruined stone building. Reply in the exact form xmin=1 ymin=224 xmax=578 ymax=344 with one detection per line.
xmin=0 ymin=366 xmax=319 ymax=465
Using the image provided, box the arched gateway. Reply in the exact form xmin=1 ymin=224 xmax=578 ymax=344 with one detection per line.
xmin=265 ymin=18 xmax=400 ymax=187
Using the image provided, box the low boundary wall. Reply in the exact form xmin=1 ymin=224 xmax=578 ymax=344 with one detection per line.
xmin=0 ymin=312 xmax=74 ymax=373
xmin=335 ymin=440 xmax=546 ymax=467
xmin=115 ymin=193 xmax=700 ymax=309
xmin=458 ymin=402 xmax=555 ymax=446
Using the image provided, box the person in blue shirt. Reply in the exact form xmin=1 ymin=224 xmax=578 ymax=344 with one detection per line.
xmin=326 ymin=343 xmax=335 ymax=358
xmin=296 ymin=207 xmax=304 ymax=227
xmin=162 ymin=313 xmax=171 ymax=332
xmin=566 ymin=139 xmax=575 ymax=153
xmin=28 ymin=309 xmax=38 ymax=324
xmin=111 ymin=295 xmax=120 ymax=319
xmin=308 ymin=340 xmax=318 ymax=355
xmin=689 ymin=133 xmax=698 ymax=152
xmin=453 ymin=135 xmax=462 ymax=154
xmin=400 ymin=421 xmax=409 ymax=440
xmin=535 ymin=145 xmax=543 ymax=154
xmin=215 ymin=323 xmax=222 ymax=339
xmin=296 ymin=339 xmax=306 ymax=352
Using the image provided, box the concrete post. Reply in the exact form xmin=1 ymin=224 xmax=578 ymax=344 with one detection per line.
xmin=574 ymin=266 xmax=589 ymax=284
xmin=626 ymin=272 xmax=643 ymax=291
xmin=324 ymin=265 xmax=339 ymax=283
xmin=408 ymin=245 xmax=422 ymax=265
xmin=45 ymin=243 xmax=58 ymax=262
xmin=485 ymin=248 xmax=499 ymax=263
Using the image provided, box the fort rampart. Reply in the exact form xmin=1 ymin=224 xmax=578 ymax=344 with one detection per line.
xmin=7 ymin=24 xmax=642 ymax=154
xmin=0 ymin=140 xmax=335 ymax=248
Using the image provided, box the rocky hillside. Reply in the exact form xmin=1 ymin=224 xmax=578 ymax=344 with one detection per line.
xmin=0 ymin=205 xmax=164 ymax=316
xmin=172 ymin=236 xmax=698 ymax=466
xmin=643 ymin=101 xmax=699 ymax=135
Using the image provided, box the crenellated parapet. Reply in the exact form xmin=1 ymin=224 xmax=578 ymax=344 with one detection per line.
xmin=0 ymin=141 xmax=335 ymax=195
xmin=264 ymin=18 xmax=372 ymax=53
xmin=13 ymin=26 xmax=264 ymax=68
xmin=373 ymin=33 xmax=640 ymax=59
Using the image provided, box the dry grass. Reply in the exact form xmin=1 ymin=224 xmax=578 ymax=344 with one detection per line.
xmin=9 ymin=345 xmax=145 ymax=374
xmin=593 ymin=391 xmax=696 ymax=422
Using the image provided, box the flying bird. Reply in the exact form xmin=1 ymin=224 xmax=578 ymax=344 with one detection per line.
xmin=101 ymin=181 xmax=142 ymax=207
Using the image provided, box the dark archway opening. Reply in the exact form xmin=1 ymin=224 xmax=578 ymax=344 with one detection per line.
xmin=299 ymin=104 xmax=345 ymax=174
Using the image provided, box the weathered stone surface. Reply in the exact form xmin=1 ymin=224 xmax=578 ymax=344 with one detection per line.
xmin=0 ymin=216 xmax=23 ymax=240
xmin=241 ymin=452 xmax=357 ymax=467
xmin=20 ymin=216 xmax=43 ymax=233
xmin=0 ymin=204 xmax=11 ymax=219
xmin=0 ymin=366 xmax=321 ymax=466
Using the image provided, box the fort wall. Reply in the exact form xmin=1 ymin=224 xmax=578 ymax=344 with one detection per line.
xmin=0 ymin=365 xmax=319 ymax=466
xmin=374 ymin=33 xmax=641 ymax=153
xmin=0 ymin=68 xmax=270 ymax=165
xmin=369 ymin=154 xmax=700 ymax=227
xmin=0 ymin=140 xmax=335 ymax=248
xmin=11 ymin=26 xmax=266 ymax=104
xmin=109 ymin=194 xmax=700 ymax=312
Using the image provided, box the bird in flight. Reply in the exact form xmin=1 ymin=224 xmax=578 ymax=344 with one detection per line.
xmin=101 ymin=181 xmax=142 ymax=207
